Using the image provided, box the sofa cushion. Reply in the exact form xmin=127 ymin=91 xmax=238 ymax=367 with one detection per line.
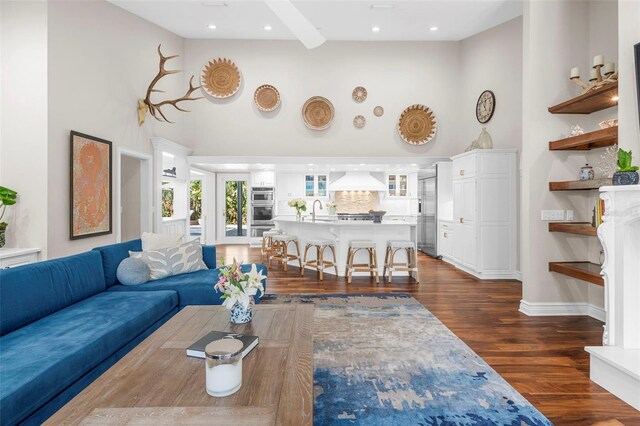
xmin=141 ymin=232 xmax=183 ymax=251
xmin=94 ymin=240 xmax=217 ymax=287
xmin=0 ymin=290 xmax=178 ymax=426
xmin=0 ymin=251 xmax=106 ymax=336
xmin=131 ymin=240 xmax=208 ymax=280
xmin=107 ymin=263 xmax=267 ymax=307
xmin=93 ymin=239 xmax=143 ymax=288
xmin=116 ymin=257 xmax=150 ymax=285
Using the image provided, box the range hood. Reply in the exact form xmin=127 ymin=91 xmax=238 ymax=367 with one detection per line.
xmin=328 ymin=172 xmax=387 ymax=192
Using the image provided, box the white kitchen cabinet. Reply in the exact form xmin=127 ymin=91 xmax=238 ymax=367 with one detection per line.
xmin=437 ymin=220 xmax=454 ymax=259
xmin=251 ymin=171 xmax=275 ymax=188
xmin=304 ymin=174 xmax=328 ymax=198
xmin=387 ymin=174 xmax=409 ymax=197
xmin=276 ymin=173 xmax=305 ymax=198
xmin=448 ymin=149 xmax=517 ymax=280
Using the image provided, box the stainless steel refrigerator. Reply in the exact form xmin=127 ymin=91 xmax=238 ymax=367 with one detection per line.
xmin=417 ymin=172 xmax=438 ymax=258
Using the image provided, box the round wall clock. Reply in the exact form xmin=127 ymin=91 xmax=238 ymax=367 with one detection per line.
xmin=476 ymin=90 xmax=495 ymax=124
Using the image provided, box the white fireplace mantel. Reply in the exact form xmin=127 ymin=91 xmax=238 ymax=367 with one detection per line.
xmin=586 ymin=184 xmax=640 ymax=410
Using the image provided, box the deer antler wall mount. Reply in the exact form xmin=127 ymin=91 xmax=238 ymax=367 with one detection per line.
xmin=137 ymin=45 xmax=203 ymax=125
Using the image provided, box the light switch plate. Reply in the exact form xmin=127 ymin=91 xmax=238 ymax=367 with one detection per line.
xmin=566 ymin=210 xmax=574 ymax=221
xmin=541 ymin=210 xmax=565 ymax=221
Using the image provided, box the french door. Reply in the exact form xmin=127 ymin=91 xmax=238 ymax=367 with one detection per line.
xmin=216 ymin=174 xmax=250 ymax=244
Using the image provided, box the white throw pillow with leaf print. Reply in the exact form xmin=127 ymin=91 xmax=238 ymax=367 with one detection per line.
xmin=130 ymin=240 xmax=207 ymax=280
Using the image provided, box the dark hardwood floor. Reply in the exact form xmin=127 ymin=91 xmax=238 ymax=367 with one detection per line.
xmin=217 ymin=244 xmax=640 ymax=425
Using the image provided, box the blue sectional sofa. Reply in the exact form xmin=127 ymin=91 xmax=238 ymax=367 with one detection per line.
xmin=0 ymin=240 xmax=266 ymax=425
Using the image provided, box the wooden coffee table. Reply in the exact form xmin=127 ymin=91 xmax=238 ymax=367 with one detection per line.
xmin=45 ymin=304 xmax=314 ymax=425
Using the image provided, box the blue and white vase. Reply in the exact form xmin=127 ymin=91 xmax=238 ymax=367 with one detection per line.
xmin=230 ymin=303 xmax=253 ymax=324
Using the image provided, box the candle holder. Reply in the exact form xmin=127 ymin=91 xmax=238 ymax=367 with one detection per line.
xmin=570 ymin=56 xmax=618 ymax=93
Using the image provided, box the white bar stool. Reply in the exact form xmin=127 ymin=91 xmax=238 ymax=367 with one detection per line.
xmin=346 ymin=240 xmax=379 ymax=284
xmin=260 ymin=229 xmax=283 ymax=263
xmin=301 ymin=239 xmax=338 ymax=281
xmin=383 ymin=240 xmax=419 ymax=283
xmin=270 ymin=234 xmax=302 ymax=272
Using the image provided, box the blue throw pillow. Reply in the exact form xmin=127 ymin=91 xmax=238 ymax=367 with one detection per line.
xmin=116 ymin=257 xmax=151 ymax=285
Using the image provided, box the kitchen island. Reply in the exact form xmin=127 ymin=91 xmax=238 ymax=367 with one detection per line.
xmin=273 ymin=217 xmax=417 ymax=278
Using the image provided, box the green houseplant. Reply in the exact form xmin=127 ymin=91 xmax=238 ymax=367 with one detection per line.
xmin=0 ymin=186 xmax=18 ymax=248
xmin=612 ymin=149 xmax=640 ymax=185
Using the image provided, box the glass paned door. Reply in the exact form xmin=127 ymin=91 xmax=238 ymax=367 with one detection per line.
xmin=217 ymin=174 xmax=250 ymax=243
xmin=225 ymin=180 xmax=248 ymax=237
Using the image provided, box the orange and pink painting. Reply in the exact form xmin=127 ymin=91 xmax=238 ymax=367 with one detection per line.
xmin=70 ymin=131 xmax=112 ymax=239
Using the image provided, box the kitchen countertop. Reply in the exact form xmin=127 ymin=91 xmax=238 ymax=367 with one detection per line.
xmin=274 ymin=217 xmax=416 ymax=226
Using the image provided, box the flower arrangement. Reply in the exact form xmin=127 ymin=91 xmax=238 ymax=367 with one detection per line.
xmin=325 ymin=201 xmax=337 ymax=214
xmin=287 ymin=198 xmax=307 ymax=216
xmin=214 ymin=259 xmax=266 ymax=310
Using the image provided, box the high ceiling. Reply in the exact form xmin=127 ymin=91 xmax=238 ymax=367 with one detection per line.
xmin=108 ymin=0 xmax=523 ymax=42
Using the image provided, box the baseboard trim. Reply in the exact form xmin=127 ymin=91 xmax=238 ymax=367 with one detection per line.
xmin=519 ymin=300 xmax=605 ymax=321
xmin=514 ymin=271 xmax=522 ymax=281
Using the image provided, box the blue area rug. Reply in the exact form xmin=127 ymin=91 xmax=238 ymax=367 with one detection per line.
xmin=262 ymin=293 xmax=552 ymax=426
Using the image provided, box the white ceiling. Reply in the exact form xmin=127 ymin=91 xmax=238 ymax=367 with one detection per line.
xmin=109 ymin=0 xmax=523 ymax=42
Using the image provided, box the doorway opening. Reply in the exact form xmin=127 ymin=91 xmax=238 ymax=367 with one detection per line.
xmin=116 ymin=149 xmax=152 ymax=242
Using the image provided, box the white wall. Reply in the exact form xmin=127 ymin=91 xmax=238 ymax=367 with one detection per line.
xmin=120 ymin=155 xmax=141 ymax=241
xmin=0 ymin=1 xmax=48 ymax=255
xmin=618 ymin=0 xmax=640 ymax=153
xmin=182 ymin=39 xmax=464 ymax=157
xmin=459 ymin=17 xmax=523 ymax=152
xmin=46 ymin=1 xmax=190 ymax=258
xmin=521 ymin=0 xmax=618 ymax=312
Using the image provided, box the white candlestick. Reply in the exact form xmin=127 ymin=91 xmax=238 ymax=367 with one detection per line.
xmin=593 ymin=54 xmax=604 ymax=67
xmin=589 ymin=69 xmax=598 ymax=81
xmin=570 ymin=67 xmax=580 ymax=79
xmin=603 ymin=62 xmax=615 ymax=75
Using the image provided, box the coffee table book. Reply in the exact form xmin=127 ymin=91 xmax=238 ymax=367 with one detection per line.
xmin=187 ymin=331 xmax=259 ymax=359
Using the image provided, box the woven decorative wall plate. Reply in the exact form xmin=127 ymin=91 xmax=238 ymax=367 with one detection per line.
xmin=373 ymin=106 xmax=384 ymax=117
xmin=352 ymin=86 xmax=367 ymax=102
xmin=302 ymin=96 xmax=334 ymax=130
xmin=200 ymin=58 xmax=242 ymax=98
xmin=397 ymin=104 xmax=437 ymax=145
xmin=254 ymin=84 xmax=281 ymax=112
xmin=353 ymin=115 xmax=366 ymax=128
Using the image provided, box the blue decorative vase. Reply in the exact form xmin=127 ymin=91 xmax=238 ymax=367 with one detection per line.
xmin=612 ymin=171 xmax=639 ymax=186
xmin=230 ymin=303 xmax=253 ymax=324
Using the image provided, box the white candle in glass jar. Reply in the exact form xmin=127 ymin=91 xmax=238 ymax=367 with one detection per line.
xmin=205 ymin=339 xmax=244 ymax=397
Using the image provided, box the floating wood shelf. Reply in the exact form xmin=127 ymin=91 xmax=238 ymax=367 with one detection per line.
xmin=549 ymin=222 xmax=597 ymax=236
xmin=549 ymin=127 xmax=618 ymax=151
xmin=548 ymin=81 xmax=618 ymax=114
xmin=549 ymin=178 xmax=611 ymax=191
xmin=549 ymin=261 xmax=604 ymax=286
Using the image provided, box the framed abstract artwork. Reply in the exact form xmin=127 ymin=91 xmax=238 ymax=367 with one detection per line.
xmin=70 ymin=131 xmax=112 ymax=240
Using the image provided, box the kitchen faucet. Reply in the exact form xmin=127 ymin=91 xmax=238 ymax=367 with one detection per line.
xmin=312 ymin=200 xmax=323 ymax=222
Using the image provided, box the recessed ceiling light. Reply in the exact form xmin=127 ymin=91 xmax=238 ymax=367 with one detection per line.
xmin=264 ymin=25 xmax=272 ymax=31
xmin=372 ymin=26 xmax=380 ymax=33
xmin=207 ymin=24 xmax=216 ymax=30
xmin=354 ymin=168 xmax=359 ymax=171
xmin=430 ymin=26 xmax=438 ymax=31
xmin=371 ymin=4 xmax=395 ymax=9
xmin=307 ymin=163 xmax=314 ymax=166
xmin=411 ymin=163 xmax=417 ymax=166
xmin=331 ymin=168 xmax=336 ymax=171
xmin=360 ymin=163 xmax=366 ymax=166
